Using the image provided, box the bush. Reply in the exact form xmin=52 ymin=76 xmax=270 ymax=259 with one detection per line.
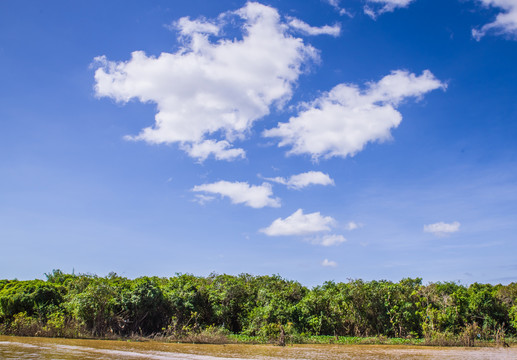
xmin=1 ymin=271 xmax=516 ymax=344
xmin=9 ymin=312 xmax=40 ymax=336
xmin=0 ymin=280 xmax=64 ymax=320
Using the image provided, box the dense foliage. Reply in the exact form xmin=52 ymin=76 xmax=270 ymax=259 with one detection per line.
xmin=0 ymin=270 xmax=516 ymax=344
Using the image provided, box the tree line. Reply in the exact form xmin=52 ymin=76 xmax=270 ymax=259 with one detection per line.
xmin=0 ymin=270 xmax=516 ymax=344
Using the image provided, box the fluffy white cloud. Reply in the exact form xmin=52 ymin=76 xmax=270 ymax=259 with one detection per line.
xmin=424 ymin=221 xmax=461 ymax=236
xmin=264 ymin=171 xmax=334 ymax=189
xmin=93 ymin=2 xmax=321 ymax=161
xmin=364 ymin=0 xmax=415 ymax=18
xmin=322 ymin=258 xmax=338 ymax=267
xmin=310 ymin=234 xmax=347 ymax=246
xmin=473 ymin=0 xmax=517 ymax=40
xmin=261 ymin=209 xmax=335 ymax=236
xmin=193 ymin=181 xmax=280 ymax=208
xmin=288 ymin=18 xmax=341 ymax=36
xmin=264 ymin=70 xmax=445 ymax=160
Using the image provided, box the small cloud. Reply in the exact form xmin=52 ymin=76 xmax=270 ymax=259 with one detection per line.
xmin=172 ymin=16 xmax=221 ymax=36
xmin=262 ymin=210 xmax=346 ymax=247
xmin=261 ymin=209 xmax=335 ymax=236
xmin=309 ymin=234 xmax=347 ymax=246
xmin=262 ymin=171 xmax=334 ymax=190
xmin=424 ymin=221 xmax=461 ymax=237
xmin=322 ymin=258 xmax=338 ymax=267
xmin=364 ymin=0 xmax=415 ymax=19
xmin=288 ymin=17 xmax=341 ymax=37
xmin=182 ymin=140 xmax=245 ymax=162
xmin=193 ymin=181 xmax=280 ymax=208
xmin=193 ymin=194 xmax=215 ymax=205
xmin=345 ymin=221 xmax=363 ymax=230
xmin=323 ymin=0 xmax=352 ymax=17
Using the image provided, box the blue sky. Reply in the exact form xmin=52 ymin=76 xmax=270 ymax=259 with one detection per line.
xmin=1 ymin=0 xmax=516 ymax=285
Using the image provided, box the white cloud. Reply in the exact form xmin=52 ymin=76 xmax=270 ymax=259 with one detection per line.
xmin=93 ymin=2 xmax=319 ymax=161
xmin=345 ymin=221 xmax=362 ymax=230
xmin=324 ymin=0 xmax=351 ymax=16
xmin=193 ymin=194 xmax=216 ymax=205
xmin=472 ymin=0 xmax=517 ymax=40
xmin=310 ymin=234 xmax=347 ymax=246
xmin=424 ymin=221 xmax=461 ymax=237
xmin=264 ymin=171 xmax=334 ymax=189
xmin=261 ymin=209 xmax=335 ymax=236
xmin=322 ymin=258 xmax=338 ymax=267
xmin=288 ymin=18 xmax=341 ymax=36
xmin=174 ymin=16 xmax=220 ymax=36
xmin=264 ymin=70 xmax=445 ymax=160
xmin=364 ymin=0 xmax=415 ymax=19
xmin=181 ymin=140 xmax=245 ymax=162
xmin=193 ymin=181 xmax=280 ymax=208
